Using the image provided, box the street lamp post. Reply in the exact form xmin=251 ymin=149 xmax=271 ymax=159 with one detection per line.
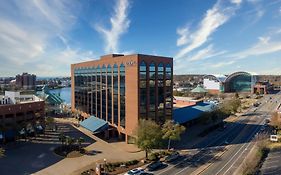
xmin=104 ymin=158 xmax=107 ymax=174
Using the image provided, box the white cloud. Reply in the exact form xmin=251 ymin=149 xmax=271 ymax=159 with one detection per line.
xmin=229 ymin=35 xmax=281 ymax=59
xmin=188 ymin=45 xmax=226 ymax=61
xmin=231 ymin=0 xmax=243 ymax=5
xmin=0 ymin=0 xmax=95 ymax=76
xmin=95 ymin=0 xmax=130 ymax=53
xmin=211 ymin=60 xmax=236 ymax=68
xmin=176 ymin=27 xmax=190 ymax=46
xmin=175 ymin=1 xmax=240 ymax=59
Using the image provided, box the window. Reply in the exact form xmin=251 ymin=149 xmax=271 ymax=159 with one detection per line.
xmin=96 ymin=66 xmax=101 ymax=118
xmin=120 ymin=64 xmax=125 ymax=128
xmin=139 ymin=61 xmax=147 ymax=119
xmin=157 ymin=63 xmax=165 ymax=123
xmin=107 ymin=65 xmax=112 ymax=123
xmin=149 ymin=62 xmax=156 ymax=120
xmin=113 ymin=64 xmax=118 ymax=126
xmin=102 ymin=65 xmax=106 ymax=120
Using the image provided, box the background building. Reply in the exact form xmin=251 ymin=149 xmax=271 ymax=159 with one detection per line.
xmin=0 ymin=91 xmax=45 ymax=141
xmin=16 ymin=73 xmax=36 ymax=90
xmin=224 ymin=71 xmax=255 ymax=93
xmin=203 ymin=74 xmax=226 ymax=94
xmin=71 ymin=54 xmax=173 ymax=142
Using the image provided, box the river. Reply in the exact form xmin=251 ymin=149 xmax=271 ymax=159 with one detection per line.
xmin=49 ymin=87 xmax=71 ymax=105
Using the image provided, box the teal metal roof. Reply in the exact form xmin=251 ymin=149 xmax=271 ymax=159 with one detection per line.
xmin=173 ymin=102 xmax=215 ymax=124
xmin=191 ymin=85 xmax=208 ymax=93
xmin=80 ymin=116 xmax=108 ymax=133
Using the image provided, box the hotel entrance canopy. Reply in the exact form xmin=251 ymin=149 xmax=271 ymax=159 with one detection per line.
xmin=80 ymin=116 xmax=108 ymax=133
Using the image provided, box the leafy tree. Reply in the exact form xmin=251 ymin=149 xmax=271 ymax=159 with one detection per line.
xmin=0 ymin=147 xmax=4 ymax=158
xmin=135 ymin=119 xmax=163 ymax=159
xmin=59 ymin=133 xmax=66 ymax=146
xmin=77 ymin=137 xmax=85 ymax=150
xmin=162 ymin=120 xmax=186 ymax=150
xmin=45 ymin=117 xmax=55 ymax=126
xmin=220 ymin=98 xmax=241 ymax=115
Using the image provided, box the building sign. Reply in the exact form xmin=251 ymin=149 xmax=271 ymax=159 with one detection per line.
xmin=126 ymin=60 xmax=137 ymax=67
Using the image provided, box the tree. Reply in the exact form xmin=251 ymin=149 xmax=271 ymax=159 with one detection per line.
xmin=59 ymin=133 xmax=66 ymax=146
xmin=270 ymin=112 xmax=281 ymax=130
xmin=0 ymin=147 xmax=4 ymax=158
xmin=162 ymin=120 xmax=186 ymax=150
xmin=77 ymin=137 xmax=85 ymax=150
xmin=135 ymin=119 xmax=163 ymax=159
xmin=220 ymin=98 xmax=241 ymax=115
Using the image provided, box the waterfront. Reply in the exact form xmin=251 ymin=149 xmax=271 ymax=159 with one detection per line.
xmin=49 ymin=87 xmax=71 ymax=105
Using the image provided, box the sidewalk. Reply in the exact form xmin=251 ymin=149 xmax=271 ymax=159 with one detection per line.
xmin=35 ymin=119 xmax=144 ymax=175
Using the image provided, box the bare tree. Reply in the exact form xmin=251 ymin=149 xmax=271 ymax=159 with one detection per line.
xmin=270 ymin=112 xmax=281 ymax=130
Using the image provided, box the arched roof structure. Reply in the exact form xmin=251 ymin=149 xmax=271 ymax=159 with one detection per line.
xmin=224 ymin=71 xmax=253 ymax=93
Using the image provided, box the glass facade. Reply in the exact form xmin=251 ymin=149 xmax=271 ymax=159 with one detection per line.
xmin=227 ymin=73 xmax=252 ymax=92
xmin=120 ymin=64 xmax=126 ymax=128
xmin=149 ymin=62 xmax=156 ymax=120
xmin=113 ymin=64 xmax=119 ymax=126
xmin=139 ymin=61 xmax=173 ymax=123
xmin=74 ymin=63 xmax=126 ymax=127
xmin=165 ymin=64 xmax=172 ymax=120
xmin=139 ymin=61 xmax=147 ymax=119
xmin=74 ymin=57 xmax=172 ymax=131
xmin=157 ymin=63 xmax=165 ymax=123
xmin=107 ymin=65 xmax=112 ymax=123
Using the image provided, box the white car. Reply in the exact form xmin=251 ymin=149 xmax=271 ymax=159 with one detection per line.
xmin=124 ymin=168 xmax=145 ymax=175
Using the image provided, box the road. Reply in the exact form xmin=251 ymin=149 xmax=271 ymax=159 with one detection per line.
xmin=153 ymin=94 xmax=281 ymax=175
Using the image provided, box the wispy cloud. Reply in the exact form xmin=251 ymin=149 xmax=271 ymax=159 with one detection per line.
xmin=95 ymin=0 xmax=130 ymax=53
xmin=0 ymin=0 xmax=94 ymax=76
xmin=231 ymin=0 xmax=243 ymax=5
xmin=175 ymin=1 xmax=240 ymax=59
xmin=211 ymin=60 xmax=236 ymax=68
xmin=228 ymin=34 xmax=281 ymax=59
xmin=176 ymin=27 xmax=190 ymax=46
xmin=188 ymin=45 xmax=226 ymax=61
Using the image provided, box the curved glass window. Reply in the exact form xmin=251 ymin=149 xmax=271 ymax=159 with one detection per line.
xmin=107 ymin=65 xmax=112 ymax=123
xmin=228 ymin=74 xmax=251 ymax=92
xmin=139 ymin=61 xmax=147 ymax=119
xmin=113 ymin=64 xmax=118 ymax=126
xmin=120 ymin=64 xmax=125 ymax=128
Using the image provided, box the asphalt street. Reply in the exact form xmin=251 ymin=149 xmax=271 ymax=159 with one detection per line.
xmin=153 ymin=94 xmax=281 ymax=175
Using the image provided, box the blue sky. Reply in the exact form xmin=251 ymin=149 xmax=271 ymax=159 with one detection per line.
xmin=0 ymin=0 xmax=281 ymax=76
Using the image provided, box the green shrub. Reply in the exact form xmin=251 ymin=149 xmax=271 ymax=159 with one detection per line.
xmin=148 ymin=152 xmax=159 ymax=161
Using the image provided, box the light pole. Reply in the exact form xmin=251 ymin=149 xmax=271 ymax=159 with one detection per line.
xmin=103 ymin=158 xmax=107 ymax=174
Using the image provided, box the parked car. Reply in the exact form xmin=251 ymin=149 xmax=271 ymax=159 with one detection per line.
xmin=146 ymin=161 xmax=164 ymax=171
xmin=164 ymin=152 xmax=180 ymax=162
xmin=124 ymin=168 xmax=145 ymax=175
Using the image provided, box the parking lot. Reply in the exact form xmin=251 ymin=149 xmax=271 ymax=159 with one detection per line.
xmin=260 ymin=148 xmax=281 ymax=175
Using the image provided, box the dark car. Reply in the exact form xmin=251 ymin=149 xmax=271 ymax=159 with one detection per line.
xmin=164 ymin=152 xmax=180 ymax=162
xmin=146 ymin=161 xmax=164 ymax=171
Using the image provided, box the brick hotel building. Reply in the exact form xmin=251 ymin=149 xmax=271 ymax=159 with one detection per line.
xmin=71 ymin=54 xmax=173 ymax=142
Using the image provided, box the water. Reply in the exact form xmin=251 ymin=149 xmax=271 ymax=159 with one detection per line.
xmin=49 ymin=87 xmax=71 ymax=105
